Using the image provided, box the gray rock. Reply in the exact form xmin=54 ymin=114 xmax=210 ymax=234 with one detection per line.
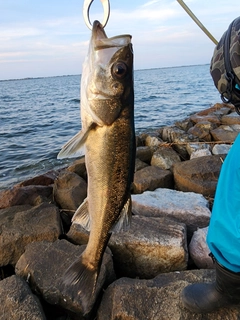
xmin=134 ymin=158 xmax=148 ymax=172
xmin=221 ymin=111 xmax=240 ymax=125
xmin=186 ymin=142 xmax=211 ymax=156
xmin=133 ymin=166 xmax=173 ymax=194
xmin=67 ymin=157 xmax=87 ymax=181
xmin=189 ymin=227 xmax=214 ymax=269
xmin=150 ymin=146 xmax=181 ymax=170
xmin=68 ymin=215 xmax=187 ymax=279
xmin=0 ymin=275 xmax=46 ymax=320
xmin=97 ymin=269 xmax=240 ymax=320
xmin=53 ymin=170 xmax=87 ymax=211
xmin=190 ymin=148 xmax=212 ymax=159
xmin=132 ymin=188 xmax=210 ymax=234
xmin=0 ymin=203 xmax=62 ymax=266
xmin=145 ymin=134 xmax=163 ymax=147
xmin=212 ymin=143 xmax=232 ymax=155
xmin=15 ymin=239 xmax=115 ymax=317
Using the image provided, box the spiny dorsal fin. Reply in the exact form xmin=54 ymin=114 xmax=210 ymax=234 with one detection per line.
xmin=111 ymin=196 xmax=132 ymax=233
xmin=72 ymin=198 xmax=91 ymax=231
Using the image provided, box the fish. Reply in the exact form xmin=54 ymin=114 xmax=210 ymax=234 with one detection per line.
xmin=57 ymin=20 xmax=135 ymax=313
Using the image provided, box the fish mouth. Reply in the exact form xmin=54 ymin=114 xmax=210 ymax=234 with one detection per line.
xmin=92 ymin=20 xmax=132 ymax=50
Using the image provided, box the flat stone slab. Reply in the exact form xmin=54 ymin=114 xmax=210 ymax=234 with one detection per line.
xmin=0 ymin=275 xmax=46 ymax=320
xmin=0 ymin=203 xmax=62 ymax=265
xmin=132 ymin=188 xmax=211 ymax=234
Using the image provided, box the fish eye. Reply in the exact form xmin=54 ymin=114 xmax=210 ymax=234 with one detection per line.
xmin=112 ymin=62 xmax=128 ymax=79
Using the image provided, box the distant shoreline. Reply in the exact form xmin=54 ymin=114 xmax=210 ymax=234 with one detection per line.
xmin=0 ymin=63 xmax=210 ymax=82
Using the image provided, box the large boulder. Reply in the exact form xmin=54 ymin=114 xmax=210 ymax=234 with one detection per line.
xmin=97 ymin=269 xmax=240 ymax=320
xmin=133 ymin=166 xmax=173 ymax=194
xmin=15 ymin=239 xmax=115 ymax=317
xmin=173 ymin=155 xmax=225 ymax=197
xmin=68 ymin=215 xmax=188 ymax=279
xmin=0 ymin=275 xmax=46 ymax=320
xmin=53 ymin=170 xmax=87 ymax=211
xmin=132 ymin=188 xmax=210 ymax=235
xmin=0 ymin=203 xmax=62 ymax=266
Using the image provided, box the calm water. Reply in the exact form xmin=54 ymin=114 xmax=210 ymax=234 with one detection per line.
xmin=0 ymin=65 xmax=221 ymax=190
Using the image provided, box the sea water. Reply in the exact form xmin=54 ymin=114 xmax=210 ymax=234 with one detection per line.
xmin=0 ymin=64 xmax=221 ymax=190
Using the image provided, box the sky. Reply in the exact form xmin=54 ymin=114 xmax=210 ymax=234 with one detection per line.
xmin=0 ymin=0 xmax=239 ymax=80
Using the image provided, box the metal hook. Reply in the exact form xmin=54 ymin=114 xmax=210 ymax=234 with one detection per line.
xmin=83 ymin=0 xmax=110 ymax=30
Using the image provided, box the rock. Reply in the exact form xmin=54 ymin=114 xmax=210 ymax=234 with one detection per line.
xmin=150 ymin=146 xmax=181 ymax=170
xmin=133 ymin=166 xmax=173 ymax=194
xmin=189 ymin=227 xmax=214 ymax=269
xmin=173 ymin=155 xmax=225 ymax=197
xmin=134 ymin=158 xmax=148 ymax=172
xmin=68 ymin=215 xmax=187 ymax=279
xmin=212 ymin=143 xmax=232 ymax=155
xmin=187 ymin=121 xmax=217 ymax=141
xmin=16 ymin=170 xmax=59 ymax=187
xmin=97 ymin=269 xmax=240 ymax=320
xmin=211 ymin=124 xmax=240 ymax=142
xmin=0 ymin=275 xmax=46 ymax=320
xmin=190 ymin=148 xmax=212 ymax=159
xmin=132 ymin=188 xmax=210 ymax=235
xmin=186 ymin=142 xmax=211 ymax=156
xmin=16 ymin=239 xmax=115 ymax=317
xmin=67 ymin=157 xmax=87 ymax=181
xmin=161 ymin=126 xmax=186 ymax=142
xmin=53 ymin=171 xmax=87 ymax=211
xmin=0 ymin=203 xmax=62 ymax=266
xmin=0 ymin=185 xmax=53 ymax=209
xmin=145 ymin=134 xmax=163 ymax=148
xmin=221 ymin=111 xmax=240 ymax=125
xmin=136 ymin=146 xmax=153 ymax=163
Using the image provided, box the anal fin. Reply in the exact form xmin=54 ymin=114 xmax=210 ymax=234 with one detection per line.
xmin=72 ymin=198 xmax=91 ymax=231
xmin=111 ymin=196 xmax=132 ymax=233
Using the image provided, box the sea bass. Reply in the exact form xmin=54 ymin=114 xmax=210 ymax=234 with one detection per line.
xmin=57 ymin=20 xmax=135 ymax=312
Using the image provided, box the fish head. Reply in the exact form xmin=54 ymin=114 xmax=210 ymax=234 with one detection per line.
xmin=81 ymin=20 xmax=134 ymax=126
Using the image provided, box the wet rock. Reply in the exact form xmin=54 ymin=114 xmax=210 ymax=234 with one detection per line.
xmin=133 ymin=165 xmax=173 ymax=194
xmin=0 ymin=275 xmax=46 ymax=320
xmin=173 ymin=155 xmax=225 ymax=197
xmin=68 ymin=215 xmax=187 ymax=279
xmin=15 ymin=239 xmax=115 ymax=317
xmin=0 ymin=185 xmax=53 ymax=209
xmin=211 ymin=124 xmax=240 ymax=142
xmin=132 ymin=188 xmax=210 ymax=235
xmin=189 ymin=227 xmax=214 ymax=269
xmin=98 ymin=269 xmax=240 ymax=320
xmin=212 ymin=143 xmax=232 ymax=155
xmin=53 ymin=171 xmax=87 ymax=211
xmin=67 ymin=157 xmax=87 ymax=181
xmin=0 ymin=203 xmax=62 ymax=266
xmin=136 ymin=146 xmax=153 ymax=163
xmin=150 ymin=146 xmax=181 ymax=170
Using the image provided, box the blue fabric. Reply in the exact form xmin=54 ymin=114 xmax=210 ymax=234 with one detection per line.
xmin=207 ymin=134 xmax=240 ymax=272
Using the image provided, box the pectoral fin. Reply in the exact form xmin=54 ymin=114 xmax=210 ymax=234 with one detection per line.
xmin=57 ymin=124 xmax=93 ymax=159
xmin=72 ymin=198 xmax=91 ymax=231
xmin=111 ymin=196 xmax=132 ymax=233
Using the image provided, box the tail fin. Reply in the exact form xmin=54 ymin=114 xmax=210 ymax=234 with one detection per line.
xmin=59 ymin=255 xmax=98 ymax=315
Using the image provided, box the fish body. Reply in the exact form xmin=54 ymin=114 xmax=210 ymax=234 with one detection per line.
xmin=58 ymin=21 xmax=135 ymax=313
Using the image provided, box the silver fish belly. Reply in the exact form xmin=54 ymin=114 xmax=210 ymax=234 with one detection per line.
xmin=57 ymin=20 xmax=135 ymax=314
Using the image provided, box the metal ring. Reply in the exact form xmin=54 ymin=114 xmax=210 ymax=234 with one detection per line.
xmin=83 ymin=0 xmax=110 ymax=30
